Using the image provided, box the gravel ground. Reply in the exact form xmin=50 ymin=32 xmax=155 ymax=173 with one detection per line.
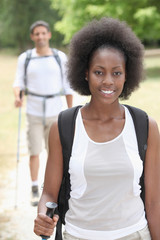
xmin=0 ymin=130 xmax=47 ymax=240
xmin=0 ymin=94 xmax=88 ymax=240
xmin=144 ymin=48 xmax=160 ymax=56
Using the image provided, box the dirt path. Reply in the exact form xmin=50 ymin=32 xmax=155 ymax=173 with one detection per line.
xmin=0 ymin=130 xmax=48 ymax=240
xmin=0 ymin=95 xmax=88 ymax=240
xmin=144 ymin=48 xmax=160 ymax=56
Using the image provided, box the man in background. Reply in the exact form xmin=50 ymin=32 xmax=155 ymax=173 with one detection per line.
xmin=13 ymin=20 xmax=73 ymax=206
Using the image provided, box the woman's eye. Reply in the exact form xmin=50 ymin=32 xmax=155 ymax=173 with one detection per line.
xmin=113 ymin=71 xmax=122 ymax=76
xmin=95 ymin=70 xmax=103 ymax=75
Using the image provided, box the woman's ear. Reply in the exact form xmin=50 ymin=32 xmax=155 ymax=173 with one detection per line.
xmin=85 ymin=71 xmax=88 ymax=81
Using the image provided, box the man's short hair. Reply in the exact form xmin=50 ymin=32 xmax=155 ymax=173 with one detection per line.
xmin=30 ymin=20 xmax=50 ymax=34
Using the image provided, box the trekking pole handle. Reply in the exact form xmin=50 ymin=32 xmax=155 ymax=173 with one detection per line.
xmin=41 ymin=202 xmax=58 ymax=240
xmin=19 ymin=90 xmax=23 ymax=99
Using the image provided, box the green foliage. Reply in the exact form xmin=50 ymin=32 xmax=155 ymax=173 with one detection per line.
xmin=52 ymin=0 xmax=160 ymax=45
xmin=1 ymin=0 xmax=160 ymax=49
xmin=0 ymin=0 xmax=64 ymax=52
xmin=134 ymin=6 xmax=160 ymax=41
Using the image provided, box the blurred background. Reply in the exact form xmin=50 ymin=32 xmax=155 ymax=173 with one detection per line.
xmin=0 ymin=0 xmax=160 ymax=52
xmin=0 ymin=0 xmax=160 ymax=239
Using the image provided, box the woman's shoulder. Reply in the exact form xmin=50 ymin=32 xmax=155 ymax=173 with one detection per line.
xmin=50 ymin=119 xmax=59 ymax=134
xmin=48 ymin=120 xmax=60 ymax=144
xmin=148 ymin=116 xmax=160 ymax=136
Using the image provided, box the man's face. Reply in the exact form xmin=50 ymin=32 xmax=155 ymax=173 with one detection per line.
xmin=30 ymin=26 xmax=51 ymax=48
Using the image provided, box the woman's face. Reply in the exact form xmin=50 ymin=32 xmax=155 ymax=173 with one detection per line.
xmin=86 ymin=47 xmax=126 ymax=105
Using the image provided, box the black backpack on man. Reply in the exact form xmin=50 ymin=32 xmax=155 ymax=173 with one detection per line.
xmin=23 ymin=48 xmax=63 ymax=126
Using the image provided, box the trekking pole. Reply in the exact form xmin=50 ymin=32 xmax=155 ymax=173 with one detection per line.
xmin=15 ymin=91 xmax=23 ymax=209
xmin=41 ymin=202 xmax=58 ymax=240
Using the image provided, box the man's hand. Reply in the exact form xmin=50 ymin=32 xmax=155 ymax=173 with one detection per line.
xmin=14 ymin=88 xmax=23 ymax=107
xmin=15 ymin=96 xmax=23 ymax=107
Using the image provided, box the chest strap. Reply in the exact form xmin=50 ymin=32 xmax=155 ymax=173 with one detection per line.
xmin=27 ymin=90 xmax=63 ymax=126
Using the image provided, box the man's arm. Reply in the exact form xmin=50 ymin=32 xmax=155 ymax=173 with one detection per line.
xmin=13 ymin=52 xmax=26 ymax=108
xmin=58 ymin=51 xmax=74 ymax=109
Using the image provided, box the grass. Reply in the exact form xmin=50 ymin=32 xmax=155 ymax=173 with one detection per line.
xmin=121 ymin=55 xmax=160 ymax=126
xmin=0 ymin=50 xmax=160 ymax=184
xmin=0 ymin=52 xmax=25 ymax=186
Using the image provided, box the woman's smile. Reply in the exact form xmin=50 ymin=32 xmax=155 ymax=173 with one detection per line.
xmin=100 ymin=89 xmax=114 ymax=98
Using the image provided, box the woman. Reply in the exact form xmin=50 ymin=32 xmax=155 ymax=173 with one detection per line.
xmin=34 ymin=17 xmax=160 ymax=240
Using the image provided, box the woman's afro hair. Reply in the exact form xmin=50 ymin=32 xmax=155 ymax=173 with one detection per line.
xmin=67 ymin=17 xmax=144 ymax=99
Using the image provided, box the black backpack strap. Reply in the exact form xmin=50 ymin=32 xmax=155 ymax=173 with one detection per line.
xmin=58 ymin=105 xmax=82 ymax=176
xmin=124 ymin=104 xmax=149 ymax=203
xmin=24 ymin=48 xmax=63 ymax=95
xmin=55 ymin=219 xmax=63 ymax=240
xmin=55 ymin=105 xmax=81 ymax=240
xmin=24 ymin=49 xmax=32 ymax=94
xmin=52 ymin=48 xmax=63 ymax=80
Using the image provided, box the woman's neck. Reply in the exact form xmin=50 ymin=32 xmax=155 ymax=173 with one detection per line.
xmin=82 ymin=101 xmax=125 ymax=123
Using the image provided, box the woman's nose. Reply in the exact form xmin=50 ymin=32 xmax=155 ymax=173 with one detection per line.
xmin=102 ymin=74 xmax=113 ymax=85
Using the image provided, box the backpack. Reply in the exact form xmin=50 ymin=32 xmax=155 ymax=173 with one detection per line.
xmin=55 ymin=104 xmax=149 ymax=240
xmin=23 ymin=48 xmax=64 ymax=126
xmin=24 ymin=48 xmax=63 ymax=96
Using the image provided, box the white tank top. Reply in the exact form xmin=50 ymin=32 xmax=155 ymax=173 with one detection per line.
xmin=65 ymin=106 xmax=147 ymax=240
